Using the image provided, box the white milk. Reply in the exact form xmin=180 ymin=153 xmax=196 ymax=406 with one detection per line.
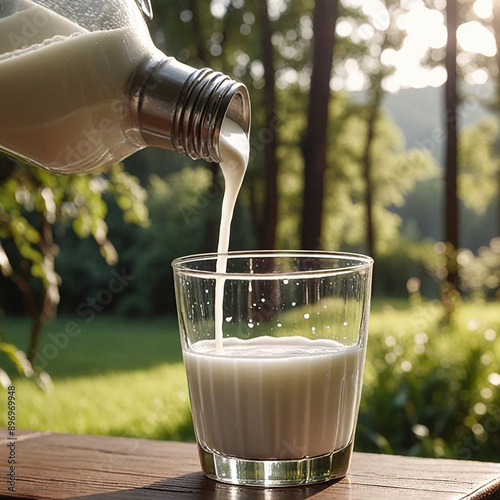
xmin=214 ymin=119 xmax=250 ymax=351
xmin=184 ymin=336 xmax=363 ymax=460
xmin=0 ymin=4 xmax=151 ymax=173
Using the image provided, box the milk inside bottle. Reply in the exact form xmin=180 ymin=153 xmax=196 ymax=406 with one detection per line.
xmin=0 ymin=2 xmax=151 ymax=172
xmin=0 ymin=0 xmax=250 ymax=174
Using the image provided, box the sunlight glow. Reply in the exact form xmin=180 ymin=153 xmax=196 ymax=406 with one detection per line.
xmin=457 ymin=21 xmax=497 ymax=57
xmin=210 ymin=0 xmax=229 ymax=19
xmin=346 ymin=69 xmax=366 ymax=91
xmin=359 ymin=23 xmax=375 ymax=41
xmin=373 ymin=4 xmax=448 ymax=91
xmin=473 ymin=0 xmax=493 ymax=19
xmin=466 ymin=68 xmax=489 ymax=85
xmin=336 ymin=19 xmax=353 ymax=38
xmin=267 ymin=0 xmax=287 ymax=21
xmin=337 ymin=0 xmax=497 ymax=92
xmin=397 ymin=5 xmax=447 ymax=49
xmin=361 ymin=0 xmax=389 ymax=31
xmin=340 ymin=0 xmax=364 ymax=9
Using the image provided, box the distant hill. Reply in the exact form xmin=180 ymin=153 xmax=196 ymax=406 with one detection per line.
xmin=352 ymin=85 xmax=497 ymax=249
xmin=382 ymin=84 xmax=493 ymax=165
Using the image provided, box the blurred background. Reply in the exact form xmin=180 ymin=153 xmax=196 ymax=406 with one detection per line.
xmin=0 ymin=0 xmax=499 ymax=462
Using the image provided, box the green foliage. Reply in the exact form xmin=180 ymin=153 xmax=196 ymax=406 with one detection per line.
xmin=372 ymin=238 xmax=440 ymax=298
xmin=459 ymin=118 xmax=500 ymax=215
xmin=0 ymin=162 xmax=148 ymax=282
xmin=357 ymin=298 xmax=500 ymax=461
xmin=115 ymin=167 xmax=254 ymax=315
xmin=0 ymin=159 xmax=149 ymax=373
xmin=0 ymin=324 xmax=52 ymax=392
xmin=273 ymin=88 xmax=439 ymax=252
xmin=118 ymin=169 xmax=213 ymax=315
xmin=322 ymin=96 xmax=438 ymax=251
xmin=458 ymin=238 xmax=500 ymax=299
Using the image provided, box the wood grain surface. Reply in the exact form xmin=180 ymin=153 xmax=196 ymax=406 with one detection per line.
xmin=1 ymin=429 xmax=499 ymax=499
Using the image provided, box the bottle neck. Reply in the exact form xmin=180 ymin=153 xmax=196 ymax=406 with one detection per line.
xmin=131 ymin=56 xmax=250 ymax=163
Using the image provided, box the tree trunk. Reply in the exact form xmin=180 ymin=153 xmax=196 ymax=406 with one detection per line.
xmin=362 ymin=83 xmax=383 ymax=259
xmin=492 ymin=1 xmax=500 ymax=237
xmin=444 ymin=0 xmax=459 ymax=289
xmin=27 ymin=215 xmax=59 ymax=364
xmin=300 ymin=0 xmax=339 ymax=250
xmin=189 ymin=0 xmax=223 ymax=253
xmin=27 ymin=306 xmax=45 ymax=364
xmin=189 ymin=0 xmax=209 ymax=63
xmin=257 ymin=0 xmax=278 ymax=250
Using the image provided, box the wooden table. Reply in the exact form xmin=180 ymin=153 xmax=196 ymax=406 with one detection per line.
xmin=1 ymin=429 xmax=500 ymax=499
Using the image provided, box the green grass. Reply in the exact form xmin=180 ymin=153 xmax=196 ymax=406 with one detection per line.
xmin=0 ymin=316 xmax=194 ymax=441
xmin=0 ymin=297 xmax=499 ymax=461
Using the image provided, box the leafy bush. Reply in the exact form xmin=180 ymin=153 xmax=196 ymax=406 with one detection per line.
xmin=357 ymin=296 xmax=500 ymax=461
xmin=458 ymin=238 xmax=500 ymax=300
xmin=115 ymin=167 xmax=254 ymax=315
xmin=371 ymin=238 xmax=440 ymax=298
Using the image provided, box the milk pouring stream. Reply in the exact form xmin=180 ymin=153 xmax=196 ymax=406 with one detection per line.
xmin=182 ymin=126 xmax=365 ymax=461
xmin=0 ymin=0 xmax=250 ymax=174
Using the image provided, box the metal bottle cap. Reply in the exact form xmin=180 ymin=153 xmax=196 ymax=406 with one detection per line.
xmin=131 ymin=56 xmax=251 ymax=163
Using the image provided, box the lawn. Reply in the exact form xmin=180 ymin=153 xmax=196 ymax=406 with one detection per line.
xmin=1 ymin=297 xmax=499 ymax=461
xmin=0 ymin=316 xmax=193 ymax=441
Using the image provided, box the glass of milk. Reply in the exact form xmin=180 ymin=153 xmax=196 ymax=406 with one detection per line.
xmin=172 ymin=250 xmax=373 ymax=487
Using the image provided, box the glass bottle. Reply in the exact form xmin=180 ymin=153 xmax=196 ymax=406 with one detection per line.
xmin=0 ymin=0 xmax=250 ymax=174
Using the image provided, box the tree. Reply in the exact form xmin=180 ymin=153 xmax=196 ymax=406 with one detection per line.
xmin=444 ymin=0 xmax=459 ymax=295
xmin=354 ymin=0 xmax=406 ymax=259
xmin=276 ymin=87 xmax=438 ymax=252
xmin=490 ymin=1 xmax=500 ymax=236
xmin=255 ymin=0 xmax=279 ymax=249
xmin=300 ymin=0 xmax=339 ymax=250
xmin=0 ymin=158 xmax=149 ymax=367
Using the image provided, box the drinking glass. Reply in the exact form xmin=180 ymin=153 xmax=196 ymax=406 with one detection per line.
xmin=172 ymin=251 xmax=373 ymax=487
